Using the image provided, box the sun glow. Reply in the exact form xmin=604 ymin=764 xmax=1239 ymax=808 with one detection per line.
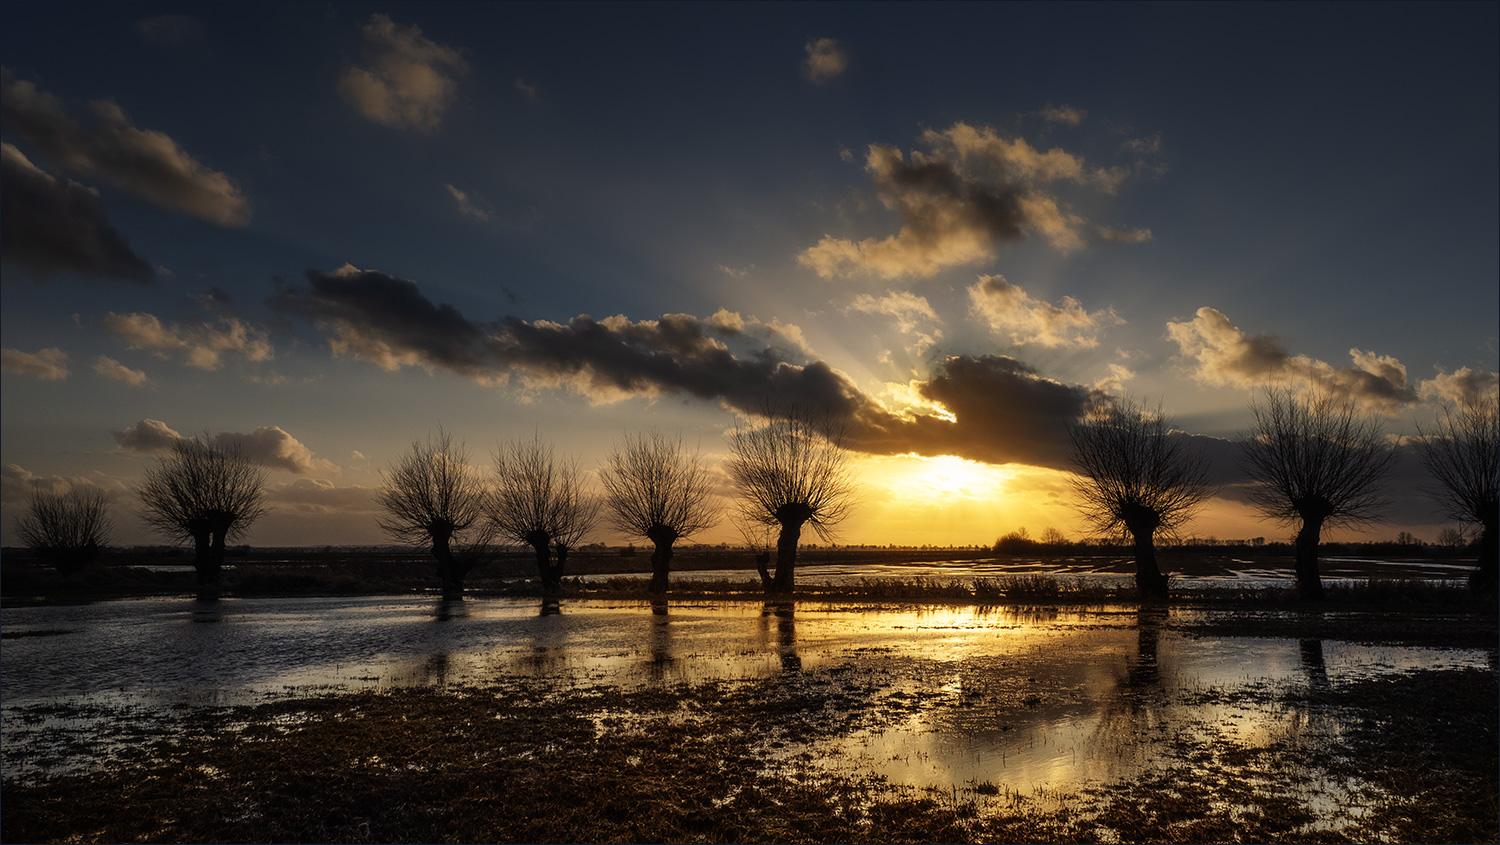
xmin=874 ymin=453 xmax=1013 ymax=504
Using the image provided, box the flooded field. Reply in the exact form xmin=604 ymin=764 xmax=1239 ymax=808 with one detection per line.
xmin=4 ymin=595 xmax=1494 ymax=822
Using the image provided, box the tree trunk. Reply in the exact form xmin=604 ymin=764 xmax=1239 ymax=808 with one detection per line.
xmin=1294 ymin=517 xmax=1327 ymax=601
xmin=553 ymin=545 xmax=570 ymax=588
xmin=1471 ymin=519 xmax=1498 ymax=596
xmin=645 ymin=525 xmax=679 ymax=595
xmin=754 ymin=552 xmax=773 ymax=591
xmin=191 ymin=530 xmax=216 ymax=587
xmin=1128 ymin=525 xmax=1169 ymax=600
xmin=527 ymin=530 xmax=559 ymax=591
xmin=770 ymin=521 xmax=803 ymax=595
xmin=430 ymin=531 xmax=464 ymax=598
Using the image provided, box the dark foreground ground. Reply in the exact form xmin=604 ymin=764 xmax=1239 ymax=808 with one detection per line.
xmin=3 ymin=641 xmax=1494 ymax=844
xmin=3 ymin=551 xmax=1496 ymax=843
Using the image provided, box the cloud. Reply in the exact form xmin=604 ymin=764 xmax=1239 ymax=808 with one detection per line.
xmin=844 ymin=355 xmax=1106 ymax=469
xmin=804 ymin=38 xmax=850 ymax=84
xmin=1 ymin=347 xmax=69 ymax=380
xmin=270 ymin=263 xmax=497 ymax=376
xmin=112 ymin=419 xmax=336 ymax=475
xmin=1040 ymin=104 xmax=1087 ymax=126
xmin=0 ymin=142 xmax=154 ymax=282
xmin=93 ymin=355 xmax=149 ymax=386
xmin=1097 ymin=225 xmax=1153 ymax=244
xmin=1124 ymin=134 xmax=1163 ymax=155
xmin=443 ymin=183 xmax=494 ymax=221
xmin=112 ymin=418 xmax=184 ymax=453
xmin=798 ymin=121 xmax=1151 ymax=279
xmin=0 ymin=74 xmax=251 ymax=226
xmin=514 ymin=77 xmax=538 ymax=101
xmin=968 ymin=274 xmax=1119 ymax=348
xmin=135 ymin=14 xmax=204 ymax=45
xmin=214 ymin=427 xmax=339 ymax=475
xmin=338 ymin=13 xmax=468 ymax=132
xmin=100 ymin=311 xmax=274 ymax=370
xmin=1418 ymin=367 xmax=1500 ymax=405
xmin=274 ymin=265 xmax=1108 ymax=471
xmin=1166 ymin=306 xmax=1420 ymax=414
xmin=846 ymin=291 xmax=939 ymax=333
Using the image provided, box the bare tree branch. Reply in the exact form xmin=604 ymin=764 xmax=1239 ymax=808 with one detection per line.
xmin=489 ymin=435 xmax=595 ymax=590
xmin=137 ymin=436 xmax=268 ymax=588
xmin=15 ymin=487 xmax=112 ymax=578
xmin=599 ymin=430 xmax=719 ymax=593
xmin=375 ymin=428 xmax=492 ymax=596
xmin=1067 ymin=396 xmax=1213 ymax=597
xmin=1415 ymin=391 xmax=1499 ymax=593
xmin=724 ymin=404 xmax=857 ymax=593
xmin=1240 ymin=388 xmax=1396 ymax=599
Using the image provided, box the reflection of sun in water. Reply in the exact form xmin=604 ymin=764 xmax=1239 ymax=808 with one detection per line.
xmin=873 ymin=454 xmax=1014 ymax=505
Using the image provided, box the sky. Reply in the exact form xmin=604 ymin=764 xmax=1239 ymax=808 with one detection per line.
xmin=2 ymin=2 xmax=1497 ymax=549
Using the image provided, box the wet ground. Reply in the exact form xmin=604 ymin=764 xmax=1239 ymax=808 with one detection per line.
xmin=3 ymin=596 xmax=1493 ymax=813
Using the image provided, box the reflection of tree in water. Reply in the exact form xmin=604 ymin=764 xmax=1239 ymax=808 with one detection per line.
xmin=1127 ymin=605 xmax=1167 ymax=688
xmin=433 ymin=597 xmax=469 ymax=622
xmin=761 ymin=600 xmax=799 ymax=672
xmin=1082 ymin=606 xmax=1172 ymax=777
xmin=539 ymin=597 xmax=561 ymax=616
xmin=646 ymin=604 xmax=673 ymax=682
xmin=1299 ymin=638 xmax=1329 ymax=691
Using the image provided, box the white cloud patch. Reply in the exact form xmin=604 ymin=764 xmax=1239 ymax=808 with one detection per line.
xmin=1 ymin=347 xmax=69 ymax=380
xmin=1166 ymin=306 xmax=1422 ymax=414
xmin=1418 ymin=367 xmax=1500 ymax=405
xmin=93 ymin=355 xmax=150 ymax=386
xmin=444 ymin=183 xmax=494 ymax=221
xmin=803 ymin=38 xmax=849 ymax=84
xmin=100 ymin=311 xmax=273 ymax=371
xmin=112 ymin=419 xmax=337 ymax=475
xmin=798 ymin=121 xmax=1153 ymax=279
xmin=338 ymin=13 xmax=468 ymax=132
xmin=968 ymin=275 xmax=1119 ymax=348
xmin=0 ymin=74 xmax=251 ymax=226
xmin=847 ymin=291 xmax=939 ymax=333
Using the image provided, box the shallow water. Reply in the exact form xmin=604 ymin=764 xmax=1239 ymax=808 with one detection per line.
xmin=2 ymin=595 xmax=1491 ymax=794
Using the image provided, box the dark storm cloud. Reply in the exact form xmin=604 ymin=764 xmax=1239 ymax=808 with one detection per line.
xmin=270 ymin=264 xmax=495 ymax=376
xmin=0 ymin=72 xmax=251 ymax=226
xmin=845 ymin=355 xmax=1105 ymax=469
xmin=277 ymin=266 xmax=1110 ymax=470
xmin=0 ymin=142 xmax=153 ymax=282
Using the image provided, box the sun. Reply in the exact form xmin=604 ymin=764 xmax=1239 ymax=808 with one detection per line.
xmin=866 ymin=453 xmax=1014 ymax=505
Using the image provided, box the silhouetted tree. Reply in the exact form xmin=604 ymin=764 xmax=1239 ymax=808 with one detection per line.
xmin=1068 ymin=398 xmax=1213 ymax=599
xmin=138 ymin=437 xmax=268 ymax=589
xmin=725 ymin=407 xmax=856 ymax=595
xmin=599 ymin=431 xmax=718 ymax=594
xmin=15 ymin=487 xmax=112 ymax=580
xmin=376 ymin=430 xmax=492 ymax=597
xmin=490 ymin=435 xmax=594 ymax=591
xmin=1241 ymin=389 xmax=1395 ymax=600
xmin=1415 ymin=393 xmax=1499 ymax=594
